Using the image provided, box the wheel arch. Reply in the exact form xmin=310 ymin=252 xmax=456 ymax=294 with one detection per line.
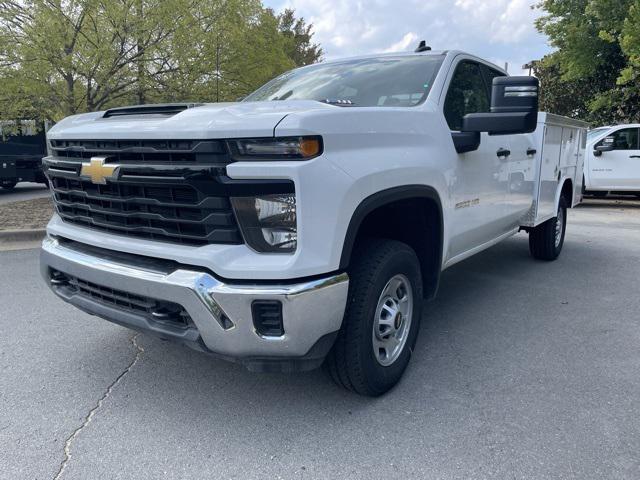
xmin=557 ymin=177 xmax=574 ymax=209
xmin=338 ymin=185 xmax=444 ymax=300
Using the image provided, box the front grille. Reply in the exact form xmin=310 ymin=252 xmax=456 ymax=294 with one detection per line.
xmin=50 ymin=175 xmax=242 ymax=246
xmin=45 ymin=137 xmax=295 ymax=246
xmin=49 ymin=139 xmax=231 ymax=164
xmin=50 ymin=269 xmax=192 ymax=329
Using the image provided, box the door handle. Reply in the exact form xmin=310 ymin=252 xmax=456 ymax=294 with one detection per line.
xmin=527 ymin=148 xmax=537 ymax=156
xmin=630 ymin=155 xmax=640 ymax=158
xmin=496 ymin=148 xmax=510 ymax=159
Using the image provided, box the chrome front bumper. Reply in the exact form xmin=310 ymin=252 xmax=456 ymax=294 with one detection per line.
xmin=41 ymin=236 xmax=349 ymax=371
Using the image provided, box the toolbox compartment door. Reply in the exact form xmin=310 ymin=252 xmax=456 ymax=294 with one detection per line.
xmin=536 ymin=124 xmax=562 ymax=223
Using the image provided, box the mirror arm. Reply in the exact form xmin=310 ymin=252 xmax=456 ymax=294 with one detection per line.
xmin=462 ymin=111 xmax=537 ymax=136
xmin=451 ymin=131 xmax=481 ymax=154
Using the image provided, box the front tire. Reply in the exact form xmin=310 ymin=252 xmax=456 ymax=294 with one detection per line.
xmin=529 ymin=197 xmax=567 ymax=261
xmin=1 ymin=182 xmax=17 ymax=191
xmin=325 ymin=239 xmax=423 ymax=396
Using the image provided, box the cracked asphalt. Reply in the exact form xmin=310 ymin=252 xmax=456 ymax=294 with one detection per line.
xmin=1 ymin=198 xmax=639 ymax=480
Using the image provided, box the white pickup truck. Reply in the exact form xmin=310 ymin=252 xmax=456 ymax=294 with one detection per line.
xmin=41 ymin=47 xmax=587 ymax=396
xmin=584 ymin=124 xmax=640 ymax=197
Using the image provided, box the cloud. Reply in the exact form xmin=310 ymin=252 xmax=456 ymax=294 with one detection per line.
xmin=382 ymin=32 xmax=419 ymax=53
xmin=265 ymin=0 xmax=550 ymax=73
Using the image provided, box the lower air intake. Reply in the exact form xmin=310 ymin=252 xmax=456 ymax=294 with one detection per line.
xmin=252 ymin=300 xmax=284 ymax=337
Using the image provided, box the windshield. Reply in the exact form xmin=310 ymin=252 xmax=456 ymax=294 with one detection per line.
xmin=244 ymin=55 xmax=445 ymax=107
xmin=587 ymin=128 xmax=609 ymax=142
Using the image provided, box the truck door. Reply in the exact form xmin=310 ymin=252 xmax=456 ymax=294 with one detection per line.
xmin=482 ymin=65 xmax=537 ymax=226
xmin=443 ymin=59 xmax=512 ymax=257
xmin=590 ymin=127 xmax=640 ymax=190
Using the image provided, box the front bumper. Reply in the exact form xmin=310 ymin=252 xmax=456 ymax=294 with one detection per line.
xmin=41 ymin=236 xmax=349 ymax=372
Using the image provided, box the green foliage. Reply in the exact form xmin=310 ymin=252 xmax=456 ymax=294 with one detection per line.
xmin=535 ymin=0 xmax=640 ymax=124
xmin=0 ymin=0 xmax=322 ymax=122
xmin=276 ymin=8 xmax=323 ymax=67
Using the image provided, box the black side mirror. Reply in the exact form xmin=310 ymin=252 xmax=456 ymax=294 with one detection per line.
xmin=462 ymin=76 xmax=539 ymax=136
xmin=594 ymin=136 xmax=615 ymax=156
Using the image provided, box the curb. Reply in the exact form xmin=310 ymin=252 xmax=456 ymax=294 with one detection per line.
xmin=0 ymin=228 xmax=46 ymax=243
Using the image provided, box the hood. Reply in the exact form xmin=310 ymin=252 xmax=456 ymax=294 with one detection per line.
xmin=47 ymin=100 xmax=336 ymax=140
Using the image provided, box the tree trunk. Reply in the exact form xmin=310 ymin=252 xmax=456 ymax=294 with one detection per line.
xmin=136 ymin=0 xmax=145 ymax=105
xmin=64 ymin=73 xmax=76 ymax=116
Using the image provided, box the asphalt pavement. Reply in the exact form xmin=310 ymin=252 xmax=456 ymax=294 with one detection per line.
xmin=0 ymin=182 xmax=50 ymax=205
xmin=1 ymin=199 xmax=639 ymax=480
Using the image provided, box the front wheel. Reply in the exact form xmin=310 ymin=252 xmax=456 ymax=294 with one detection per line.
xmin=529 ymin=198 xmax=567 ymax=261
xmin=1 ymin=182 xmax=17 ymax=191
xmin=325 ymin=239 xmax=423 ymax=396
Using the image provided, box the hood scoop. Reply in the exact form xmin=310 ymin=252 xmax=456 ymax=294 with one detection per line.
xmin=103 ymin=103 xmax=204 ymax=118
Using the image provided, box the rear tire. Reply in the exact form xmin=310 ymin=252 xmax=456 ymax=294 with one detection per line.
xmin=529 ymin=197 xmax=567 ymax=261
xmin=325 ymin=239 xmax=423 ymax=396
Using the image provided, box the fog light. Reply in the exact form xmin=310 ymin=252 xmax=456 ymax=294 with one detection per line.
xmin=231 ymin=194 xmax=297 ymax=253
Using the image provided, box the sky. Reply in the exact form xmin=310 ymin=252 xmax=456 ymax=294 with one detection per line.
xmin=263 ymin=0 xmax=552 ymax=75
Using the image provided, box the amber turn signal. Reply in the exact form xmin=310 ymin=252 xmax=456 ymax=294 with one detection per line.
xmin=299 ymin=138 xmax=321 ymax=158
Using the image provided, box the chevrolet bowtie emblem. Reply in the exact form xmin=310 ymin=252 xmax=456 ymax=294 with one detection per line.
xmin=80 ymin=157 xmax=119 ymax=184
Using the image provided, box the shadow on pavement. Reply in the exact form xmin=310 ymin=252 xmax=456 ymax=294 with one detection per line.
xmin=579 ymin=195 xmax=640 ymax=209
xmin=0 ymin=184 xmax=48 ymax=195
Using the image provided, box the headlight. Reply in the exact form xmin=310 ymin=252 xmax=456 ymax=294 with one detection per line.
xmin=231 ymin=194 xmax=297 ymax=253
xmin=228 ymin=136 xmax=322 ymax=160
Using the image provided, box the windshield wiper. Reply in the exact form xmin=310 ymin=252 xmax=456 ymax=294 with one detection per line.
xmin=270 ymin=90 xmax=294 ymax=101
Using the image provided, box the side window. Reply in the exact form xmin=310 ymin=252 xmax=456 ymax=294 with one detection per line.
xmin=483 ymin=66 xmax=506 ymax=98
xmin=597 ymin=128 xmax=639 ymax=151
xmin=444 ymin=61 xmax=490 ymax=131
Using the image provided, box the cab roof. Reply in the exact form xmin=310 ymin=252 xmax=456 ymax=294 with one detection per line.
xmin=314 ymin=49 xmax=507 ymax=76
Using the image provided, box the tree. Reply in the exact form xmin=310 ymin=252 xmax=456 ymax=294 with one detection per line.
xmin=0 ymin=0 xmax=190 ymax=118
xmin=532 ymin=55 xmax=623 ymax=125
xmin=0 ymin=0 xmax=321 ymax=122
xmin=142 ymin=0 xmax=297 ymax=104
xmin=276 ymin=8 xmax=323 ymax=67
xmin=535 ymin=0 xmax=640 ymax=124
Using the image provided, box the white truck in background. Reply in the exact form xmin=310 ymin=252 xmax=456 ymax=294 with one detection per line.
xmin=40 ymin=46 xmax=587 ymax=396
xmin=584 ymin=124 xmax=640 ymax=197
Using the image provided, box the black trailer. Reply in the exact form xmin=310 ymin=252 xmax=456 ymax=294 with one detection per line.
xmin=0 ymin=121 xmax=48 ymax=190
